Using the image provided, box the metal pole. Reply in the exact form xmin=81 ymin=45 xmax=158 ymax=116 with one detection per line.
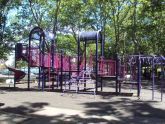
xmin=51 ymin=39 xmax=55 ymax=90
xmin=84 ymin=41 xmax=87 ymax=70
xmin=69 ymin=56 xmax=71 ymax=79
xmin=28 ymin=32 xmax=31 ymax=90
xmin=38 ymin=66 xmax=41 ymax=89
xmin=38 ymin=39 xmax=41 ymax=90
xmin=41 ymin=35 xmax=45 ymax=91
xmin=116 ymin=53 xmax=119 ymax=94
xmin=60 ymin=50 xmax=63 ymax=91
xmin=14 ymin=45 xmax=17 ymax=88
xmin=101 ymin=31 xmax=104 ymax=57
xmin=84 ymin=41 xmax=87 ymax=90
xmin=69 ymin=56 xmax=71 ymax=90
xmin=51 ymin=40 xmax=55 ymax=69
xmin=137 ymin=55 xmax=141 ymax=98
xmin=152 ymin=57 xmax=155 ymax=100
xmin=95 ymin=32 xmax=99 ymax=93
xmin=161 ymin=61 xmax=164 ymax=102
xmin=78 ymin=34 xmax=80 ymax=75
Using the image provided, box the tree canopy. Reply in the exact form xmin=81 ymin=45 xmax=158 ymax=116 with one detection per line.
xmin=0 ymin=0 xmax=164 ymax=59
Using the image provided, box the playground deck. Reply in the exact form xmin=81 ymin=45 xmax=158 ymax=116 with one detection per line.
xmin=0 ymin=80 xmax=165 ymax=124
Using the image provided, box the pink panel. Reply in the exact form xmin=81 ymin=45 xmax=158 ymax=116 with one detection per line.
xmin=30 ymin=50 xmax=40 ymax=67
xmin=100 ymin=59 xmax=116 ymax=76
xmin=54 ymin=54 xmax=60 ymax=69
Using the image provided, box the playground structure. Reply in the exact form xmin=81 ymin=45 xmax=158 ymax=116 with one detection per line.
xmin=115 ymin=54 xmax=165 ymax=100
xmin=5 ymin=54 xmax=26 ymax=86
xmin=77 ymin=31 xmax=116 ymax=93
xmin=6 ymin=27 xmax=165 ymax=100
xmin=127 ymin=55 xmax=164 ymax=100
xmin=13 ymin=28 xmax=117 ymax=92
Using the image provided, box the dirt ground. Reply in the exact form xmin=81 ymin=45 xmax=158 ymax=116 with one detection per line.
xmin=0 ymin=80 xmax=165 ymax=124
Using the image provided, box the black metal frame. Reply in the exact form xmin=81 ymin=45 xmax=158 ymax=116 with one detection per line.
xmin=28 ymin=27 xmax=45 ymax=90
xmin=78 ymin=31 xmax=104 ymax=92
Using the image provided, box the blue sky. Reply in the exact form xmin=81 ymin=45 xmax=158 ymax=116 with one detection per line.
xmin=6 ymin=8 xmax=17 ymax=26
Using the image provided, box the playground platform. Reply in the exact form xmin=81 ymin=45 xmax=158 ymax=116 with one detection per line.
xmin=0 ymin=80 xmax=165 ymax=124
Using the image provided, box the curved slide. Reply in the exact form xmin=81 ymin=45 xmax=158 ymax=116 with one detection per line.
xmin=7 ymin=67 xmax=26 ymax=82
xmin=5 ymin=54 xmax=26 ymax=83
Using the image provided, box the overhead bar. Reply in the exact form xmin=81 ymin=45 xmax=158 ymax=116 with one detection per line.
xmin=79 ymin=31 xmax=101 ymax=41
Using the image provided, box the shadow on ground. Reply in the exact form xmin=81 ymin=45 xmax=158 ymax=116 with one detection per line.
xmin=0 ymin=98 xmax=165 ymax=124
xmin=0 ymin=103 xmax=4 ymax=107
xmin=0 ymin=86 xmax=63 ymax=93
xmin=82 ymin=98 xmax=165 ymax=124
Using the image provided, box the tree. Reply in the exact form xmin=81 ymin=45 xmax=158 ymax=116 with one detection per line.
xmin=0 ymin=0 xmax=22 ymax=58
xmin=0 ymin=0 xmax=164 ymax=59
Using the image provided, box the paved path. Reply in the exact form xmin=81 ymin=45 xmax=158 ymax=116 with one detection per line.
xmin=0 ymin=85 xmax=165 ymax=123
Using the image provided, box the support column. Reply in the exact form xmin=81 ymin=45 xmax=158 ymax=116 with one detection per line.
xmin=152 ymin=57 xmax=155 ymax=100
xmin=60 ymin=50 xmax=63 ymax=91
xmin=95 ymin=33 xmax=98 ymax=93
xmin=115 ymin=53 xmax=119 ymax=94
xmin=137 ymin=55 xmax=141 ymax=98
xmin=51 ymin=39 xmax=55 ymax=90
xmin=101 ymin=32 xmax=104 ymax=57
xmin=161 ymin=61 xmax=164 ymax=102
xmin=41 ymin=36 xmax=45 ymax=91
xmin=77 ymin=36 xmax=80 ymax=74
xmin=14 ymin=45 xmax=17 ymax=88
xmin=69 ymin=56 xmax=71 ymax=90
xmin=28 ymin=33 xmax=31 ymax=90
xmin=84 ymin=41 xmax=87 ymax=90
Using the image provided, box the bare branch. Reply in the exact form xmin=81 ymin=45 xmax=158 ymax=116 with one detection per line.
xmin=28 ymin=0 xmax=40 ymax=26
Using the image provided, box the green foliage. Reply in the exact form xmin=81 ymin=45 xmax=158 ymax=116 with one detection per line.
xmin=56 ymin=34 xmax=77 ymax=55
xmin=0 ymin=0 xmax=164 ymax=59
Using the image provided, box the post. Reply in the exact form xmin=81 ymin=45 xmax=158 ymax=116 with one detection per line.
xmin=14 ymin=45 xmax=17 ymax=88
xmin=51 ymin=39 xmax=55 ymax=90
xmin=101 ymin=77 xmax=103 ymax=91
xmin=69 ymin=56 xmax=71 ymax=90
xmin=38 ymin=66 xmax=41 ymax=89
xmin=28 ymin=32 xmax=31 ymax=90
xmin=95 ymin=32 xmax=99 ymax=93
xmin=84 ymin=41 xmax=87 ymax=90
xmin=152 ymin=57 xmax=155 ymax=100
xmin=60 ymin=50 xmax=63 ymax=91
xmin=160 ymin=61 xmax=164 ymax=102
xmin=84 ymin=41 xmax=87 ymax=70
xmin=77 ymin=35 xmax=80 ymax=75
xmin=51 ymin=40 xmax=55 ymax=69
xmin=101 ymin=31 xmax=104 ymax=57
xmin=116 ymin=54 xmax=119 ymax=94
xmin=41 ymin=35 xmax=45 ymax=91
xmin=137 ymin=55 xmax=141 ymax=98
xmin=38 ymin=36 xmax=42 ymax=90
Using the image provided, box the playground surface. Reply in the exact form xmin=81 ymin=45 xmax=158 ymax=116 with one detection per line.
xmin=0 ymin=81 xmax=165 ymax=124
